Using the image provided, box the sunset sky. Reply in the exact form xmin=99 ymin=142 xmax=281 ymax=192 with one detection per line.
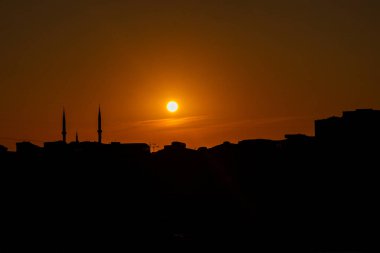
xmin=1 ymin=0 xmax=379 ymax=150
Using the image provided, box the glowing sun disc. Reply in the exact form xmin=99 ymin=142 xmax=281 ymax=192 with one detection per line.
xmin=167 ymin=101 xmax=178 ymax=112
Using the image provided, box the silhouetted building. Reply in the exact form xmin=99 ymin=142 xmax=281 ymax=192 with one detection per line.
xmin=106 ymin=142 xmax=150 ymax=156
xmin=342 ymin=109 xmax=380 ymax=141
xmin=208 ymin=141 xmax=238 ymax=171
xmin=238 ymin=139 xmax=278 ymax=153
xmin=237 ymin=139 xmax=278 ymax=164
xmin=315 ymin=116 xmax=344 ymax=142
xmin=16 ymin=141 xmax=42 ymax=156
xmin=0 ymin=144 xmax=8 ymax=154
xmin=284 ymin=134 xmax=316 ymax=153
xmin=69 ymin=141 xmax=102 ymax=154
xmin=282 ymin=134 xmax=316 ymax=150
xmin=44 ymin=141 xmax=68 ymax=155
xmin=315 ymin=109 xmax=380 ymax=144
xmin=197 ymin=146 xmax=208 ymax=152
xmin=209 ymin=141 xmax=237 ymax=153
xmin=164 ymin=141 xmax=186 ymax=150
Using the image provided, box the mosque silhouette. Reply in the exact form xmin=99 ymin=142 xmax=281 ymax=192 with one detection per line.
xmin=14 ymin=107 xmax=150 ymax=157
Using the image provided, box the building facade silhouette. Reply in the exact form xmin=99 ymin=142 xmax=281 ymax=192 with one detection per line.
xmin=315 ymin=108 xmax=380 ymax=144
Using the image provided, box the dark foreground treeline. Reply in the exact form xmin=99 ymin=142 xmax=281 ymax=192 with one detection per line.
xmin=0 ymin=140 xmax=378 ymax=252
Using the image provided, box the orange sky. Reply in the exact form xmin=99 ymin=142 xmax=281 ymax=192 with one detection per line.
xmin=1 ymin=0 xmax=380 ymax=150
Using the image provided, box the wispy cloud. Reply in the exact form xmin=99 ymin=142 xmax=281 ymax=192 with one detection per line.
xmin=109 ymin=115 xmax=209 ymax=133
xmin=109 ymin=115 xmax=311 ymax=134
xmin=135 ymin=115 xmax=208 ymax=128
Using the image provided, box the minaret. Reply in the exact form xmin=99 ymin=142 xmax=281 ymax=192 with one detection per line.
xmin=76 ymin=131 xmax=79 ymax=143
xmin=62 ymin=109 xmax=67 ymax=143
xmin=97 ymin=106 xmax=102 ymax=144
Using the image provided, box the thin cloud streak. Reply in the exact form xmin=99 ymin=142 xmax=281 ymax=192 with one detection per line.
xmin=135 ymin=116 xmax=208 ymax=128
xmin=109 ymin=115 xmax=312 ymax=134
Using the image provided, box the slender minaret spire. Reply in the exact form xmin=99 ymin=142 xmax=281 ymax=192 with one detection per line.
xmin=62 ymin=109 xmax=67 ymax=143
xmin=97 ymin=106 xmax=102 ymax=144
xmin=76 ymin=131 xmax=79 ymax=143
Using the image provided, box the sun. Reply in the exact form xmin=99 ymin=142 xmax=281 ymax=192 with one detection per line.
xmin=167 ymin=101 xmax=179 ymax=113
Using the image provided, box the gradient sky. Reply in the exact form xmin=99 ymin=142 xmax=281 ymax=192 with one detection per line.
xmin=1 ymin=0 xmax=379 ymax=150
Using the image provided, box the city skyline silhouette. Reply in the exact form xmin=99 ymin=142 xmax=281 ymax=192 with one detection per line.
xmin=1 ymin=107 xmax=380 ymax=153
xmin=1 ymin=108 xmax=379 ymax=252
